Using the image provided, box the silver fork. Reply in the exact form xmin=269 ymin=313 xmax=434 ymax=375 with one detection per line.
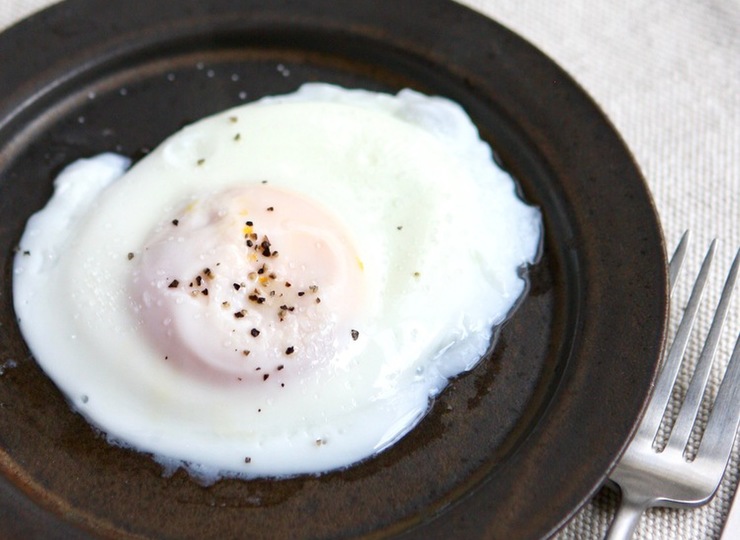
xmin=606 ymin=232 xmax=740 ymax=539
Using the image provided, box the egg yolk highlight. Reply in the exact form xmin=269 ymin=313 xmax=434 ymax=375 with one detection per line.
xmin=132 ymin=184 xmax=366 ymax=383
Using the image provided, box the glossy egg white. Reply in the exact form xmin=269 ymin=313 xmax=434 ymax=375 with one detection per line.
xmin=13 ymin=83 xmax=541 ymax=482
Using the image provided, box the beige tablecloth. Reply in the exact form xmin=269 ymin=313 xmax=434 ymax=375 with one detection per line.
xmin=2 ymin=1 xmax=738 ymax=538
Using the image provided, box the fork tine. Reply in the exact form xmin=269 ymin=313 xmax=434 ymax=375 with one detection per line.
xmin=637 ymin=240 xmax=716 ymax=440
xmin=696 ymin=332 xmax=740 ymax=476
xmin=665 ymin=246 xmax=740 ymax=452
xmin=669 ymin=231 xmax=690 ymax=292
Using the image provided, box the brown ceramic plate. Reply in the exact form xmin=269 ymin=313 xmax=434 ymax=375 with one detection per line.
xmin=0 ymin=1 xmax=667 ymax=538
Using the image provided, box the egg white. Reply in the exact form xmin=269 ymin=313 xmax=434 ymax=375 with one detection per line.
xmin=13 ymin=83 xmax=541 ymax=482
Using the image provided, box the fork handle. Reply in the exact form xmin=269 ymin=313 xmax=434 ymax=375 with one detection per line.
xmin=606 ymin=494 xmax=650 ymax=540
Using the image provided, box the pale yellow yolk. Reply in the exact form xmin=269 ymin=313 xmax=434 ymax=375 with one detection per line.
xmin=133 ymin=184 xmax=365 ymax=384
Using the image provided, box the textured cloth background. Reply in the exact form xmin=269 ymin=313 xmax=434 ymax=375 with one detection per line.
xmin=1 ymin=1 xmax=739 ymax=538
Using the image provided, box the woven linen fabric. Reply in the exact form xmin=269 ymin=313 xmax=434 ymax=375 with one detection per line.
xmin=1 ymin=1 xmax=738 ymax=539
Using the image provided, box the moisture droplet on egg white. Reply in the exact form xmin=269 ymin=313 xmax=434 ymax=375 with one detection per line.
xmin=13 ymin=83 xmax=541 ymax=484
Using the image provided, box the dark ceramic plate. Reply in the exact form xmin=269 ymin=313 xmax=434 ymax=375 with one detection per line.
xmin=0 ymin=1 xmax=668 ymax=538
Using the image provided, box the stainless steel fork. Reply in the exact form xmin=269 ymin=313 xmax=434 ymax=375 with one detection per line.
xmin=606 ymin=232 xmax=740 ymax=539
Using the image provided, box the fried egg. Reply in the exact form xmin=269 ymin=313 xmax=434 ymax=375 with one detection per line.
xmin=13 ymin=83 xmax=541 ymax=482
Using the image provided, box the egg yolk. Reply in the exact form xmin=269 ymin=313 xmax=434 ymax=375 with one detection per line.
xmin=132 ymin=184 xmax=366 ymax=384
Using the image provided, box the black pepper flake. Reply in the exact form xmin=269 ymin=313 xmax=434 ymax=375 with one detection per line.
xmin=251 ymin=328 xmax=260 ymax=337
xmin=127 ymin=252 xmax=134 ymax=260
xmin=233 ymin=283 xmax=241 ymax=291
xmin=246 ymin=220 xmax=253 ymax=226
xmin=309 ymin=285 xmax=319 ymax=293
xmin=260 ymin=237 xmax=272 ymax=256
xmin=277 ymin=364 xmax=284 ymax=371
xmin=201 ymin=288 xmax=209 ymax=296
xmin=168 ymin=279 xmax=180 ymax=288
xmin=315 ymin=297 xmax=321 ymax=304
xmin=172 ymin=219 xmax=179 ymax=226
xmin=257 ymin=265 xmax=266 ymax=275
xmin=246 ymin=239 xmax=253 ymax=247
xmin=284 ymin=281 xmax=292 ymax=288
xmin=261 ymin=180 xmax=268 ymax=184
xmin=203 ymin=268 xmax=213 ymax=278
xmin=267 ymin=206 xmax=274 ymax=211
xmin=244 ymin=457 xmax=251 ymax=463
xmin=298 ymin=291 xmax=305 ymax=297
xmin=351 ymin=329 xmax=359 ymax=341
xmin=242 ymin=350 xmax=250 ymax=356
xmin=195 ymin=276 xmax=203 ymax=286
xmin=234 ymin=311 xmax=246 ymax=319
xmin=397 ymin=225 xmax=403 ymax=230
xmin=285 ymin=346 xmax=294 ymax=355
xmin=281 ymin=383 xmax=285 ymax=387
xmin=263 ymin=374 xmax=269 ymax=381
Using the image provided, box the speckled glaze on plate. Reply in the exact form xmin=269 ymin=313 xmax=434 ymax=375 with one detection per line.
xmin=0 ymin=1 xmax=667 ymax=538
